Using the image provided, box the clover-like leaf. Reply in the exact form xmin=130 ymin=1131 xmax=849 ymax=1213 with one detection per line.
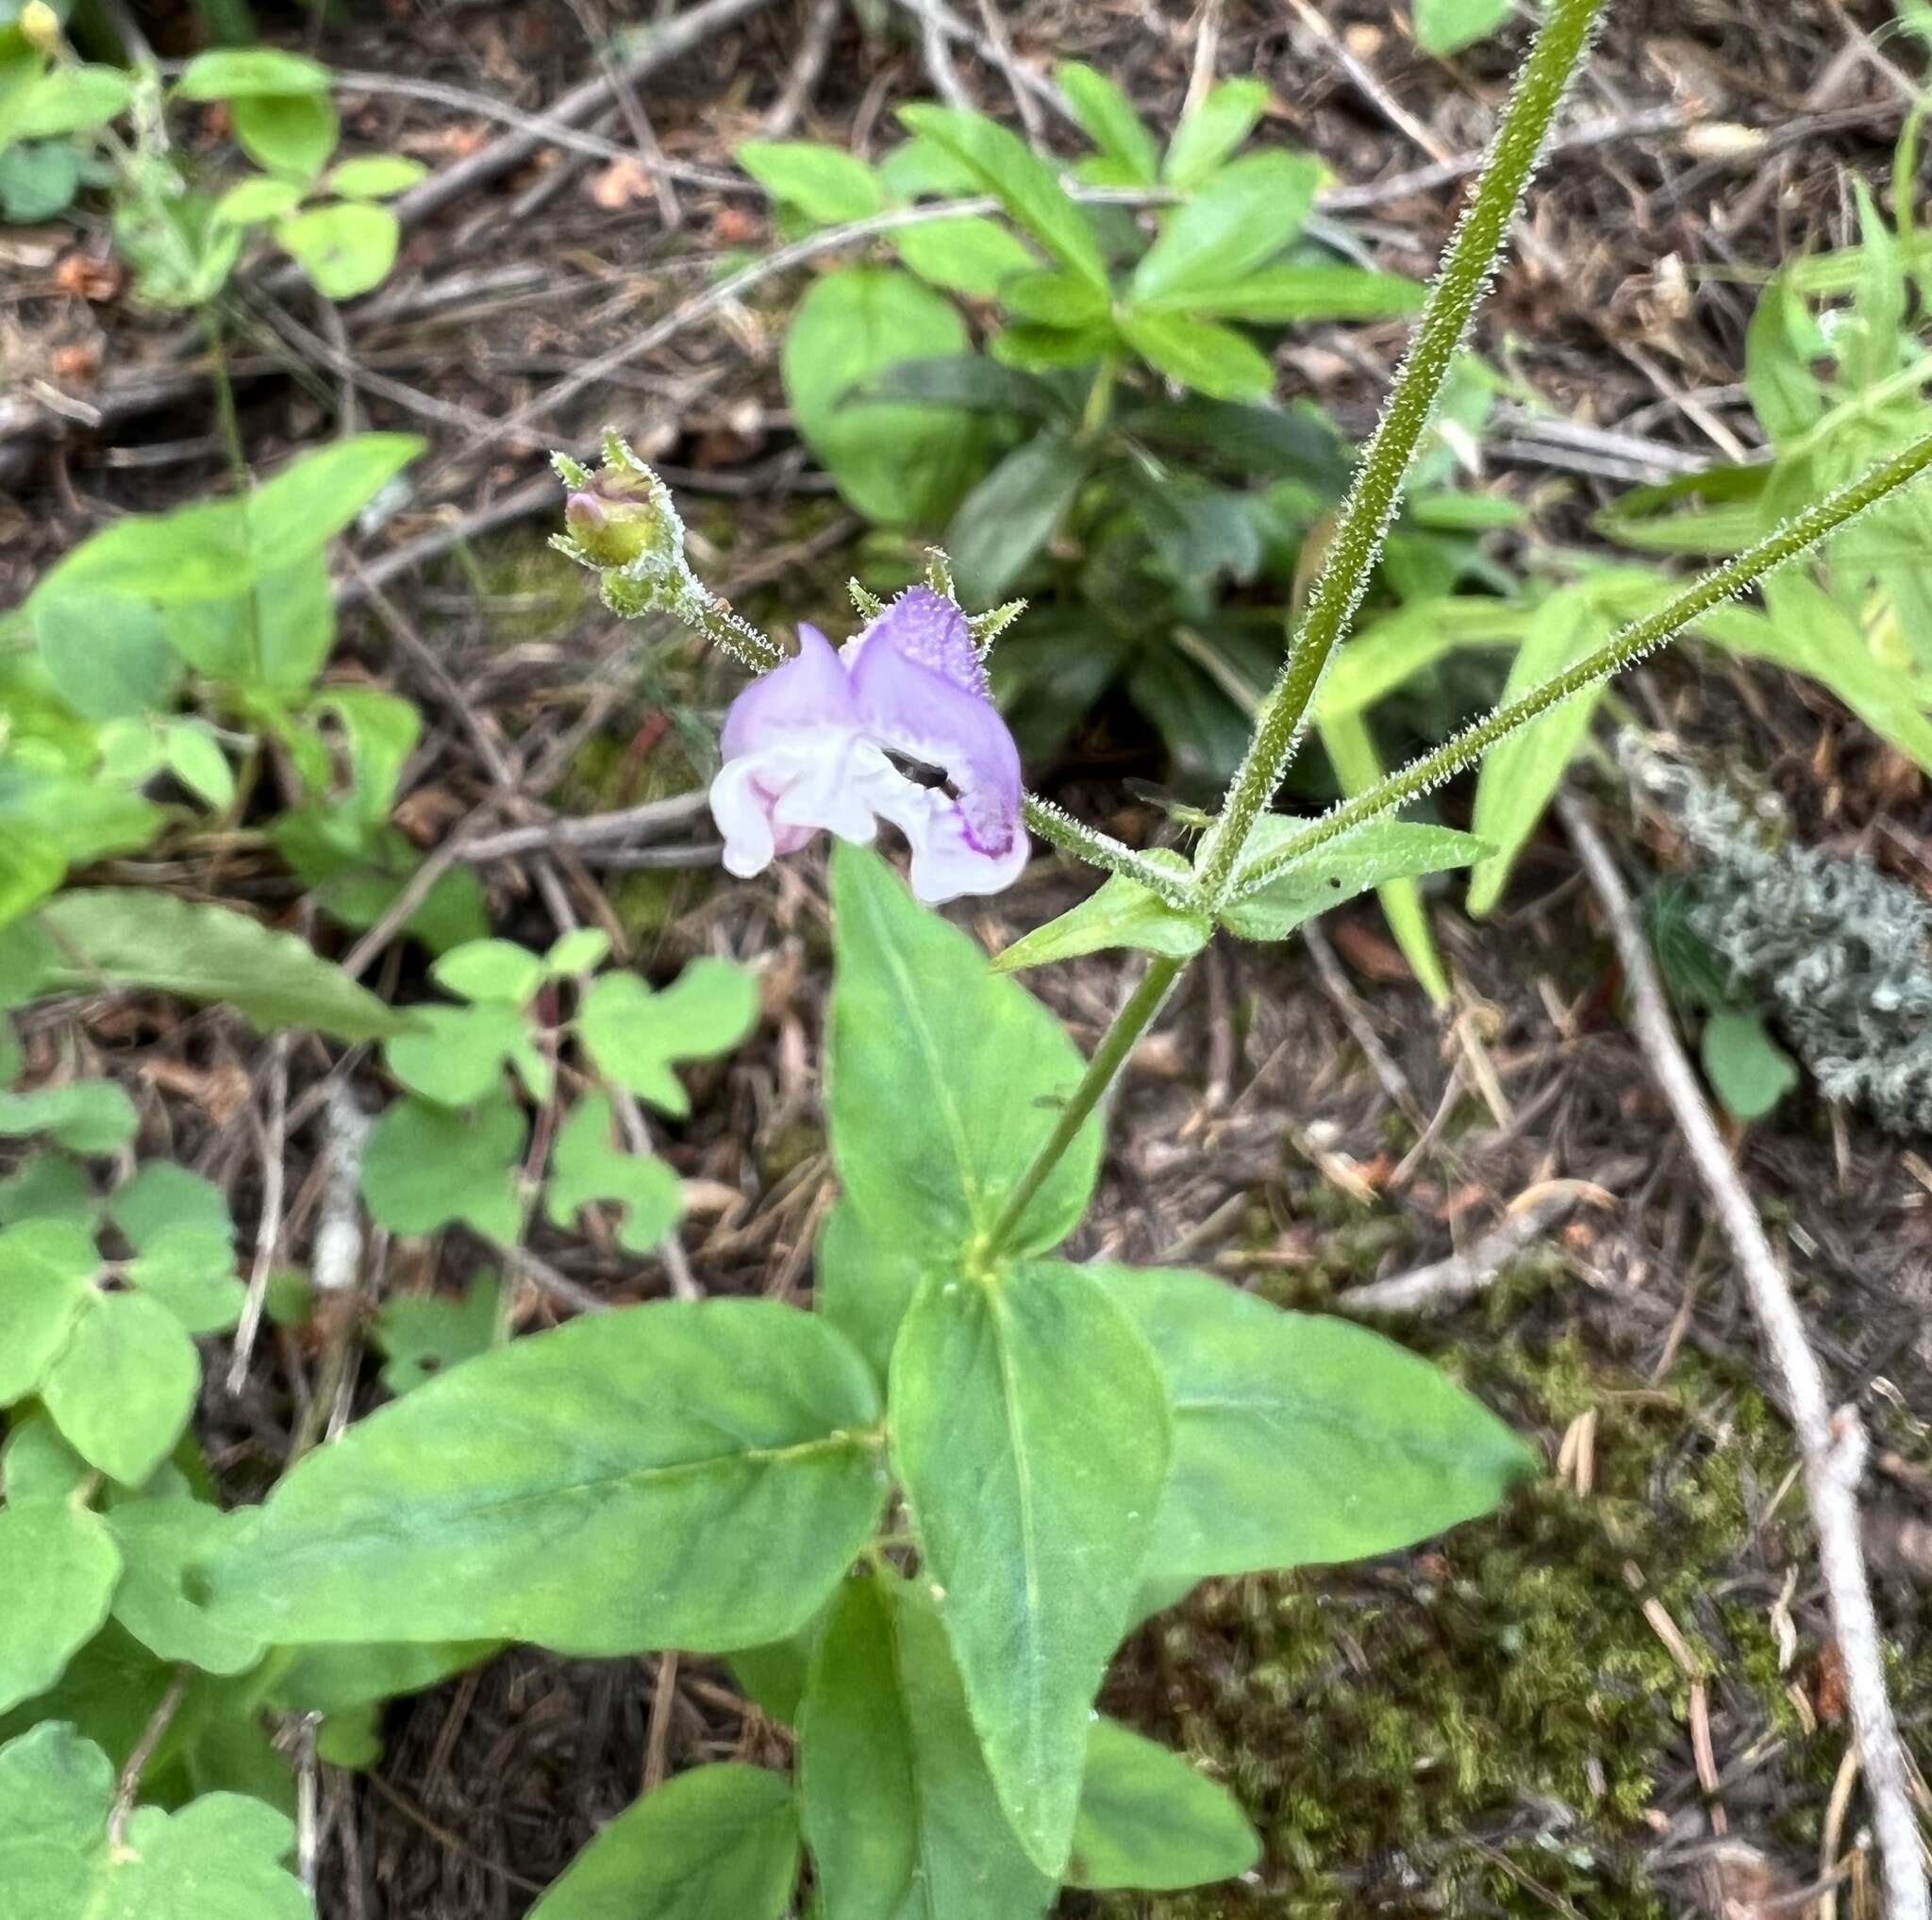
xmin=360 ymin=1094 xmax=526 ymax=1242
xmin=544 ymin=1094 xmax=684 ymax=1254
xmin=384 ymin=1002 xmax=530 ymax=1108
xmin=578 ymin=959 xmax=758 ymax=1118
xmin=430 ymin=939 xmax=546 ymax=1006
xmin=107 ymin=1494 xmax=267 ymax=1676
xmin=0 ymin=1507 xmax=122 ymax=1715
xmin=373 ymin=1273 xmax=500 ymax=1396
xmin=42 ymin=1289 xmax=200 ymax=1487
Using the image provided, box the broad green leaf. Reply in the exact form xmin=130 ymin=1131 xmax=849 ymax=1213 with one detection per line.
xmin=383 ymin=1001 xmax=528 ymax=1107
xmin=373 ymin=1272 xmax=500 ymax=1396
xmin=1069 ymin=1718 xmax=1259 ymax=1891
xmin=12 ymin=64 xmax=130 ymax=139
xmin=813 ymin=1196 xmax=926 ymax=1390
xmin=544 ymin=1093 xmax=684 ymax=1253
xmin=783 ymin=266 xmax=983 ymax=526
xmin=431 ymin=938 xmax=545 ymax=1005
xmin=826 ymin=845 xmax=1101 ymax=1262
xmin=43 ymin=1288 xmax=200 ymax=1485
xmin=1161 ymin=79 xmax=1270 ymax=189
xmin=1131 ymin=152 xmax=1323 ymax=308
xmin=1702 ymin=1008 xmax=1799 ymax=1122
xmin=2 ymin=1411 xmax=91 ymax=1504
xmin=0 ymin=140 xmax=81 ymax=223
xmin=359 ymin=1094 xmax=525 ymax=1241
xmin=233 ymin=91 xmax=339 ymax=180
xmin=32 ymin=890 xmax=410 ymax=1041
xmin=107 ymin=1160 xmax=229 ymax=1251
xmin=993 ymin=860 xmax=1211 ymax=974
xmin=1312 ymin=711 xmax=1453 ymax=1004
xmin=799 ymin=1573 xmax=1055 ymax=1920
xmin=125 ymin=1228 xmax=245 ymax=1335
xmin=173 ymin=47 xmax=332 ymax=97
xmin=1466 ymin=586 xmax=1616 ymax=915
xmin=526 ymin=1764 xmax=799 ymax=1920
xmin=0 ymin=1217 xmax=95 ymax=1400
xmin=247 ymin=434 xmax=423 ymax=569
xmin=1120 ymin=310 xmax=1274 ymax=402
xmin=324 ymin=153 xmax=428 ymax=199
xmin=0 ymin=1081 xmax=139 ymax=1154
xmin=276 ymin=200 xmax=398 ymax=297
xmin=889 ymin=1260 xmax=1171 ymax=1875
xmin=944 ymin=432 xmax=1090 ymax=603
xmin=0 ymin=826 xmax=62 ymax=932
xmin=0 ymin=1723 xmax=309 ymax=1920
xmin=162 ymin=722 xmax=236 ymax=810
xmin=203 ymin=1300 xmax=887 ymax=1655
xmin=268 ymin=1639 xmax=496 ymax=1721
xmin=1002 ymin=267 xmax=1109 ymax=327
xmin=1416 ymin=0 xmax=1513 ymax=54
xmin=30 ymin=499 xmax=252 ymax=606
xmin=897 ymin=105 xmax=1108 ymax=292
xmin=165 ymin=554 xmax=336 ymax=696
xmin=1103 ymin=1264 xmax=1537 ymax=1583
xmin=212 ymin=175 xmax=306 ymax=225
xmin=0 ymin=1506 xmax=121 ymax=1713
xmin=847 ymin=354 xmax=1069 ymax=421
xmin=892 ymin=214 xmax=1039 ymax=299
xmin=577 ymin=959 xmax=758 ymax=1117
xmin=108 ymin=1497 xmax=265 ymax=1675
xmin=544 ymin=928 xmax=610 ymax=977
xmin=1223 ymin=817 xmax=1488 ymax=943
xmin=1057 ymin=61 xmax=1158 ymax=185
xmin=1177 ymin=263 xmax=1426 ymax=323
xmin=737 ymin=140 xmax=881 ymax=225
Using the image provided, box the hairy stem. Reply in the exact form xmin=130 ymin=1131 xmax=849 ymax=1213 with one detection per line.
xmin=1227 ymin=428 xmax=1932 ymax=903
xmin=1197 ymin=0 xmax=1606 ymax=903
xmin=985 ymin=955 xmax=1188 ymax=1259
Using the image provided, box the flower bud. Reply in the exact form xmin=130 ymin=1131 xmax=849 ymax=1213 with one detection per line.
xmin=563 ymin=482 xmax=675 ymax=569
xmin=20 ymin=1 xmax=63 ymax=51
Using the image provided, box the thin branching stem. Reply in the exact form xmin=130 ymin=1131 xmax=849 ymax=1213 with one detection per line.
xmin=1196 ymin=0 xmax=1607 ymax=904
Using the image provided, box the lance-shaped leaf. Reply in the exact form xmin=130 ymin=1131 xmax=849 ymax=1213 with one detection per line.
xmin=527 ymin=1763 xmax=799 ymax=1920
xmin=1222 ymin=817 xmax=1489 ymax=943
xmin=1068 ymin=1718 xmax=1260 ymax=1892
xmin=202 ymin=1300 xmax=888 ymax=1656
xmin=827 ymin=846 xmax=1101 ymax=1262
xmin=992 ymin=853 xmax=1211 ymax=975
xmin=1102 ymin=1264 xmax=1538 ymax=1584
xmin=889 ymin=1260 xmax=1171 ymax=1876
xmin=814 ymin=1197 xmax=927 ymax=1391
xmin=0 ymin=1723 xmax=310 ymax=1920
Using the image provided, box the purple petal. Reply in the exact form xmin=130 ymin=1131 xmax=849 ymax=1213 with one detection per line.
xmin=843 ymin=587 xmax=989 ymax=698
xmin=719 ymin=624 xmax=858 ymax=760
xmin=873 ymin=781 xmax=1032 ymax=903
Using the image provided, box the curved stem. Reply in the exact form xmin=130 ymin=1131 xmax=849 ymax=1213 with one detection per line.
xmin=1196 ymin=0 xmax=1607 ymax=905
xmin=985 ymin=954 xmax=1188 ymax=1260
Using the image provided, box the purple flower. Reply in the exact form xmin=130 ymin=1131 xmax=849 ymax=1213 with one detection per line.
xmin=708 ymin=587 xmax=1028 ymax=904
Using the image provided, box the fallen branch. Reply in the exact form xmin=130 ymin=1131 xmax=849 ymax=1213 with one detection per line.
xmin=1557 ymin=792 xmax=1929 ymax=1920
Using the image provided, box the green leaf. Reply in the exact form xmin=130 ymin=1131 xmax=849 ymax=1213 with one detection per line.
xmin=383 ymin=1002 xmax=527 ymax=1107
xmin=1120 ymin=310 xmax=1274 ymax=401
xmin=12 ymin=64 xmax=131 ymax=139
xmin=1104 ymin=1264 xmax=1538 ymax=1584
xmin=373 ymin=1273 xmax=500 ymax=1396
xmin=0 ymin=1218 xmax=95 ymax=1401
xmin=166 ymin=554 xmax=336 ymax=696
xmin=1131 ymin=151 xmax=1324 ymax=308
xmin=577 ymin=959 xmax=757 ymax=1118
xmin=359 ymin=1094 xmax=525 ymax=1241
xmin=110 ymin=1158 xmax=230 ymax=1252
xmin=783 ymin=266 xmax=983 ymax=526
xmin=1069 ymin=1718 xmax=1260 ymax=1891
xmin=0 ymin=1507 xmax=121 ymax=1714
xmin=526 ymin=1764 xmax=799 ymax=1920
xmin=892 ymin=213 xmax=1039 ymax=298
xmin=204 ymin=1300 xmax=888 ymax=1655
xmin=27 ymin=500 xmax=251 ymax=607
xmin=799 ymin=1573 xmax=1055 ymax=1920
xmin=0 ymin=827 xmax=62 ymax=933
xmin=737 ymin=139 xmax=881 ymax=225
xmin=846 ymin=353 xmax=1069 ymax=421
xmin=125 ymin=1230 xmax=245 ymax=1336
xmin=1466 ymin=586 xmax=1624 ymax=915
xmin=276 ymin=200 xmax=398 ymax=297
xmin=42 ymin=1289 xmax=200 ymax=1486
xmin=174 ymin=47 xmax=333 ymax=98
xmin=212 ymin=175 xmax=305 ymax=225
xmin=1415 ymin=0 xmax=1513 ymax=55
xmin=1178 ymin=263 xmax=1427 ymax=324
xmin=232 ymin=89 xmax=339 ymax=180
xmin=31 ymin=890 xmax=410 ymax=1041
xmin=896 ymin=105 xmax=1108 ymax=291
xmin=430 ymin=938 xmax=545 ymax=1005
xmin=1224 ymin=817 xmax=1488 ymax=942
xmin=993 ymin=860 xmax=1211 ymax=973
xmin=162 ymin=722 xmax=236 ymax=810
xmin=32 ymin=592 xmax=182 ymax=721
xmin=108 ymin=1497 xmax=265 ymax=1675
xmin=0 ymin=140 xmax=80 ymax=224
xmin=1702 ymin=1008 xmax=1799 ymax=1123
xmin=324 ymin=153 xmax=428 ymax=199
xmin=827 ymin=845 xmax=1101 ymax=1263
xmin=0 ymin=1079 xmax=141 ymax=1155
xmin=1161 ymin=79 xmax=1270 ymax=189
xmin=1001 ymin=266 xmax=1108 ymax=326
xmin=2 ymin=1411 xmax=91 ymax=1506
xmin=544 ymin=1093 xmax=684 ymax=1254
xmin=889 ymin=1260 xmax=1171 ymax=1874
xmin=1057 ymin=61 xmax=1159 ymax=186
xmin=248 ymin=433 xmax=422 ymax=569
xmin=813 ymin=1196 xmax=925 ymax=1389
xmin=0 ymin=1723 xmax=308 ymax=1920
xmin=1743 ymin=272 xmax=1828 ymax=442
xmin=544 ymin=928 xmax=609 ymax=977
xmin=943 ymin=431 xmax=1090 ymax=602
